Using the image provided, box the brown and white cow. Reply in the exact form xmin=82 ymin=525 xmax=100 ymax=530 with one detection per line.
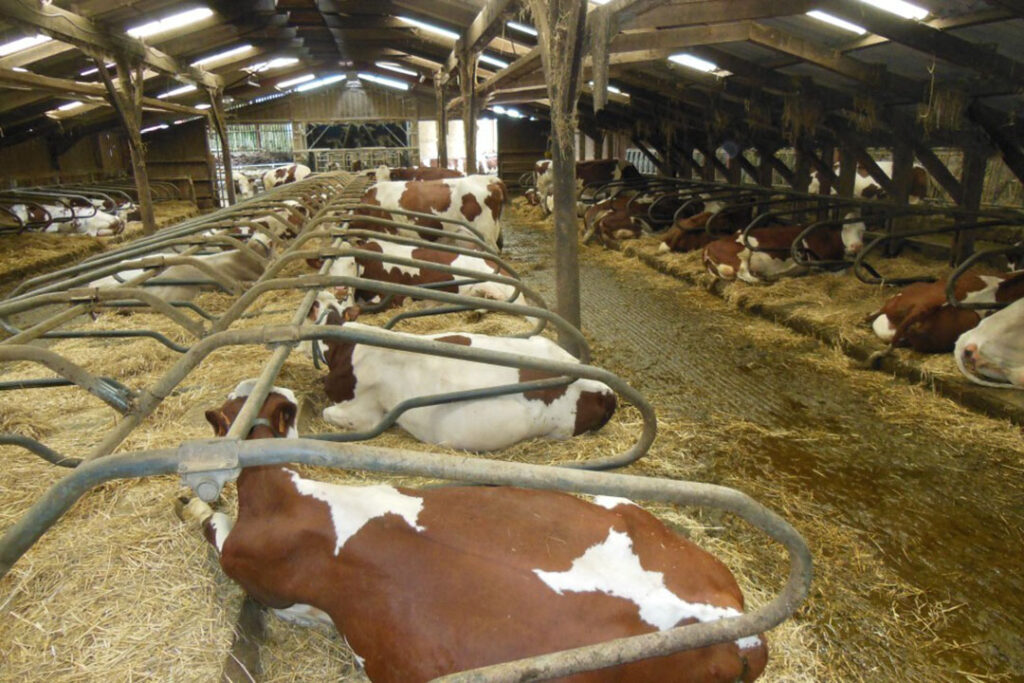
xmin=808 ymin=160 xmax=929 ymax=203
xmin=702 ymin=215 xmax=866 ymax=284
xmin=9 ymin=201 xmax=125 ymax=237
xmin=869 ymin=271 xmax=1024 ymax=353
xmin=307 ymin=238 xmax=526 ymax=310
xmin=955 ymin=297 xmax=1024 ymax=389
xmin=581 ymin=193 xmax=655 ymax=242
xmin=308 ymin=299 xmax=614 ymax=450
xmin=536 ymin=159 xmax=642 ymax=215
xmin=358 ymin=176 xmax=506 ymax=251
xmin=181 ymin=380 xmax=768 ymax=682
xmin=375 ymin=166 xmax=464 ymax=182
xmin=263 ymin=163 xmax=312 ymax=190
xmin=658 ymin=198 xmax=751 ymax=254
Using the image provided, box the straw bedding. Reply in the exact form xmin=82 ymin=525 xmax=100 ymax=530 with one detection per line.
xmin=0 ymin=201 xmax=200 ymax=288
xmin=0 ymin=237 xmax=816 ymax=681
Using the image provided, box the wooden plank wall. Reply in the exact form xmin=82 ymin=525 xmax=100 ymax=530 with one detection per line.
xmin=0 ymin=130 xmax=130 ymax=187
xmin=144 ymin=120 xmax=217 ymax=208
xmin=233 ymin=82 xmax=431 ymax=123
xmin=497 ymin=117 xmax=548 ymax=186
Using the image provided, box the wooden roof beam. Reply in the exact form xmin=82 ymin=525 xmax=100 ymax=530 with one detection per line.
xmin=0 ymin=67 xmax=209 ymax=117
xmin=0 ymin=0 xmax=223 ymax=89
xmin=443 ymin=0 xmax=517 ymax=75
xmin=624 ymin=0 xmax=814 ymax=31
xmin=985 ymin=0 xmax=1024 ymax=19
xmin=819 ymin=0 xmax=1024 ymax=89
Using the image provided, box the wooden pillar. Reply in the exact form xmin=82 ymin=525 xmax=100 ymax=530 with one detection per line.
xmin=837 ymin=146 xmax=856 ymax=197
xmin=818 ymin=143 xmax=834 ymax=195
xmin=96 ymin=56 xmax=156 ymax=234
xmin=952 ymin=144 xmax=991 ymax=265
xmin=792 ymin=142 xmax=811 ymax=192
xmin=435 ymin=76 xmax=449 ymax=169
xmin=891 ymin=142 xmax=914 ymax=205
xmin=458 ymin=54 xmax=478 ymax=174
xmin=207 ymin=88 xmax=236 ymax=206
xmin=591 ymin=6 xmax=612 ymax=115
xmin=530 ymin=0 xmax=588 ymax=347
xmin=757 ymin=145 xmax=775 ymax=188
xmin=727 ymin=152 xmax=742 ymax=185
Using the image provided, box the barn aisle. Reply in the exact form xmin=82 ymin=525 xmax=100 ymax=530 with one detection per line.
xmin=504 ymin=207 xmax=1024 ymax=680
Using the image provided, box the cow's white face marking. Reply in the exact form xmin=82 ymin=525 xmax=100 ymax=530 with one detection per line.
xmin=228 ymin=380 xmax=300 ymax=438
xmin=592 ymin=495 xmax=637 ymax=510
xmin=284 ymin=469 xmax=425 ymax=555
xmin=533 ymin=529 xmax=761 ymax=650
xmin=872 ymin=314 xmax=897 ymax=342
xmin=704 ymin=200 xmax=725 ymax=214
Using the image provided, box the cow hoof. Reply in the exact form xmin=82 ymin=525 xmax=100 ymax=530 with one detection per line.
xmin=175 ymin=495 xmax=213 ymax=525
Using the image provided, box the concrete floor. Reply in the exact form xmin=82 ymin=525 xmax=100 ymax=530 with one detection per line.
xmin=504 ymin=216 xmax=1024 ymax=680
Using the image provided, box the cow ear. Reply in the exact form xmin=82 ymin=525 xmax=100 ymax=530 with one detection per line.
xmin=342 ymin=305 xmax=361 ymax=322
xmin=307 ymin=301 xmax=320 ymax=321
xmin=273 ymin=401 xmax=297 ymax=438
xmin=205 ymin=409 xmax=231 ymax=437
xmin=306 ymin=257 xmax=324 ymax=269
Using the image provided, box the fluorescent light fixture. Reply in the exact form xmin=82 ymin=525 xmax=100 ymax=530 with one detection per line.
xmin=247 ymin=57 xmax=300 ymax=73
xmin=492 ymin=105 xmax=507 ymax=114
xmin=80 ymin=62 xmax=115 ymax=76
xmin=0 ymin=34 xmax=51 ymax=57
xmin=479 ymin=54 xmax=509 ymax=69
xmin=191 ymin=44 xmax=253 ymax=66
xmin=295 ymin=74 xmax=346 ymax=92
xmin=806 ymin=10 xmax=867 ymax=34
xmin=398 ymin=16 xmax=458 ymax=40
xmin=588 ymin=81 xmax=629 ymax=97
xmin=57 ymin=101 xmax=84 ymax=111
xmin=358 ymin=72 xmax=409 ymax=91
xmin=140 ymin=124 xmax=170 ymax=134
xmin=157 ymin=84 xmax=198 ymax=99
xmin=506 ymin=21 xmax=537 ymax=36
xmin=505 ymin=108 xmax=524 ymax=118
xmin=128 ymin=8 xmax=214 ymax=39
xmin=859 ymin=0 xmax=928 ymax=20
xmin=195 ymin=103 xmax=212 ymax=109
xmin=590 ymin=0 xmax=611 ymax=4
xmin=276 ymin=73 xmax=316 ymax=89
xmin=376 ymin=61 xmax=418 ymax=77
xmin=11 ymin=66 xmax=27 ymax=73
xmin=668 ymin=53 xmax=718 ymax=73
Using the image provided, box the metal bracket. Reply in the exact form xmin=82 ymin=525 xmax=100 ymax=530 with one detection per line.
xmin=177 ymin=438 xmax=241 ymax=502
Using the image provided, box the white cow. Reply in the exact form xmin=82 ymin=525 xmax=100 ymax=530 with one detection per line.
xmin=233 ymin=171 xmax=255 ymax=198
xmin=360 ymin=175 xmax=506 ymax=251
xmin=955 ymin=297 xmax=1024 ymax=389
xmin=9 ymin=202 xmax=124 ymax=236
xmin=808 ymin=160 xmax=929 ymax=203
xmin=308 ymin=297 xmax=616 ymax=451
xmin=89 ymin=232 xmax=273 ymax=302
xmin=263 ymin=164 xmax=312 ymax=190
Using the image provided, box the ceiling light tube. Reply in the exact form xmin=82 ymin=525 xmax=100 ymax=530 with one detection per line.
xmin=506 ymin=21 xmax=538 ymax=36
xmin=376 ymin=62 xmax=418 ymax=77
xmin=358 ymin=72 xmax=409 ymax=91
xmin=295 ymin=74 xmax=346 ymax=92
xmin=157 ymin=84 xmax=198 ymax=99
xmin=276 ymin=73 xmax=316 ymax=89
xmin=859 ymin=0 xmax=928 ymax=20
xmin=806 ymin=10 xmax=868 ymax=34
xmin=668 ymin=53 xmax=718 ymax=73
xmin=127 ymin=8 xmax=214 ymax=39
xmin=192 ymin=44 xmax=253 ymax=66
xmin=0 ymin=34 xmax=51 ymax=57
xmin=478 ymin=54 xmax=509 ymax=69
xmin=397 ymin=16 xmax=459 ymax=40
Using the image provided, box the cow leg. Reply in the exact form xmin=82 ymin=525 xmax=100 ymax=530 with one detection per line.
xmin=176 ymin=496 xmax=234 ymax=555
xmin=322 ymin=398 xmax=383 ymax=433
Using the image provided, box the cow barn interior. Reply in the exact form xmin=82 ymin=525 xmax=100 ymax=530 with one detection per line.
xmin=1 ymin=0 xmax=1023 ymax=681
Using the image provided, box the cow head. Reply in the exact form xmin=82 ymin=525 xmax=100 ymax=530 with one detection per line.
xmin=840 ymin=212 xmax=866 ymax=257
xmin=205 ymin=380 xmax=299 ymax=440
xmin=375 ymin=165 xmax=391 ymax=183
xmin=955 ymin=299 xmax=1024 ymax=388
xmin=305 ymin=251 xmax=359 ymax=309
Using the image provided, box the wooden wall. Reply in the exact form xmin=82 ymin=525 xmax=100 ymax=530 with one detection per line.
xmin=497 ymin=117 xmax=549 ymax=186
xmin=145 ymin=120 xmax=218 ymax=208
xmin=0 ymin=130 xmax=129 ymax=187
xmin=233 ymin=81 xmax=432 ymax=124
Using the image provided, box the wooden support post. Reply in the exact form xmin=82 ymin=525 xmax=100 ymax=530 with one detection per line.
xmin=837 ymin=147 xmax=856 ymax=197
xmin=792 ymin=143 xmax=811 ymax=192
xmin=631 ymin=137 xmax=671 ymax=175
xmin=727 ymin=152 xmax=742 ymax=185
xmin=207 ymin=88 xmax=236 ymax=206
xmin=757 ymin=145 xmax=775 ymax=188
xmin=591 ymin=7 xmax=612 ymax=114
xmin=530 ymin=0 xmax=588 ymax=346
xmin=435 ymin=76 xmax=449 ymax=169
xmin=459 ymin=54 xmax=478 ymax=174
xmin=96 ymin=56 xmax=156 ymax=234
xmin=952 ymin=144 xmax=991 ymax=265
xmin=817 ymin=144 xmax=834 ymax=194
xmin=887 ymin=142 xmax=915 ymax=256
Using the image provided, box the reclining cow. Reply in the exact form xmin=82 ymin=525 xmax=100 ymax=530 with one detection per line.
xmin=868 ymin=271 xmax=1024 ymax=353
xmin=179 ymin=380 xmax=768 ymax=682
xmin=306 ymin=237 xmax=526 ymax=310
xmin=955 ymin=297 xmax=1024 ymax=389
xmin=357 ymin=175 xmax=506 ymax=251
xmin=307 ymin=297 xmax=614 ymax=450
xmin=702 ymin=215 xmax=865 ymax=284
xmin=263 ymin=163 xmax=311 ymax=190
xmin=9 ymin=201 xmax=125 ymax=237
xmin=536 ymin=159 xmax=643 ymax=216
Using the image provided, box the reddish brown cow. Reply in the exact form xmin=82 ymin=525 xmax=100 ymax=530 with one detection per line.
xmin=182 ymin=383 xmax=768 ymax=683
xmin=869 ymin=271 xmax=1024 ymax=353
xmin=659 ymin=212 xmax=719 ymax=253
xmin=582 ymin=193 xmax=654 ymax=242
xmin=378 ymin=166 xmax=464 ymax=181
